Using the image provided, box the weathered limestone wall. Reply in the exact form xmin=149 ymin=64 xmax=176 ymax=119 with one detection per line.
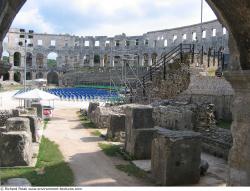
xmin=152 ymin=100 xmax=232 ymax=160
xmin=153 ymin=104 xmax=196 ymax=131
xmin=176 ymin=74 xmax=234 ymax=121
xmin=141 ymin=61 xmax=190 ymax=102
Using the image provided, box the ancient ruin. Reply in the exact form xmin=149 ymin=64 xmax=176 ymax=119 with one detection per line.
xmin=0 ymin=0 xmax=250 ymax=187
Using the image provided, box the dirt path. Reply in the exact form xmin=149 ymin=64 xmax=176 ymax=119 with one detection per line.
xmin=44 ymin=108 xmax=149 ymax=186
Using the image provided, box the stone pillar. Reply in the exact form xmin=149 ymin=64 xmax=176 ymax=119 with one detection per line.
xmin=110 ymin=56 xmax=114 ymax=67
xmin=124 ymin=104 xmax=156 ymax=159
xmin=224 ymin=70 xmax=250 ymax=186
xmin=9 ymin=54 xmax=14 ymax=67
xmin=9 ymin=70 xmax=14 ymax=81
xmin=32 ymin=54 xmax=36 ymax=68
xmin=148 ymin=54 xmax=152 ymax=66
xmin=139 ymin=55 xmax=144 ymax=66
xmin=101 ymin=56 xmax=105 ymax=67
xmin=90 ymin=56 xmax=94 ymax=67
xmin=0 ymin=40 xmax=2 ymax=58
xmin=32 ymin=72 xmax=36 ymax=80
xmin=58 ymin=73 xmax=63 ymax=86
xmin=21 ymin=54 xmax=25 ymax=68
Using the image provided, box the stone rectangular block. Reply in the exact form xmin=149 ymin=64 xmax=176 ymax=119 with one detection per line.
xmin=0 ymin=131 xmax=33 ymax=167
xmin=151 ymin=128 xmax=201 ymax=185
xmin=107 ymin=114 xmax=125 ymax=141
xmin=21 ymin=115 xmax=38 ymax=142
xmin=6 ymin=117 xmax=30 ymax=133
xmin=87 ymin=102 xmax=99 ymax=117
xmin=125 ymin=128 xmax=157 ymax=159
xmin=125 ymin=104 xmax=154 ymax=130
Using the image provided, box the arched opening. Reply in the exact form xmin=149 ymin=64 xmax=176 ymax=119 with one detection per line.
xmin=36 ymin=72 xmax=43 ymax=79
xmin=14 ymin=52 xmax=21 ymax=66
xmin=114 ymin=56 xmax=121 ymax=67
xmin=1 ymin=51 xmax=10 ymax=64
xmin=26 ymin=52 xmax=32 ymax=68
xmin=84 ymin=55 xmax=90 ymax=66
xmin=26 ymin=72 xmax=32 ymax=80
xmin=151 ymin=53 xmax=157 ymax=65
xmin=3 ymin=72 xmax=10 ymax=81
xmin=14 ymin=72 xmax=21 ymax=82
xmin=47 ymin=52 xmax=58 ymax=69
xmin=94 ymin=54 xmax=100 ymax=66
xmin=47 ymin=71 xmax=59 ymax=85
xmin=36 ymin=53 xmax=44 ymax=69
xmin=1 ymin=0 xmax=250 ymax=186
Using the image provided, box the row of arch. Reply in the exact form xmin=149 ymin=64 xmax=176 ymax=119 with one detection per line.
xmin=1 ymin=51 xmax=159 ymax=67
xmin=1 ymin=51 xmax=58 ymax=68
xmin=1 ymin=71 xmax=59 ymax=85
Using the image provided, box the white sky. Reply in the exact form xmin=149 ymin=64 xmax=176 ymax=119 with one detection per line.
xmin=11 ymin=0 xmax=217 ymax=36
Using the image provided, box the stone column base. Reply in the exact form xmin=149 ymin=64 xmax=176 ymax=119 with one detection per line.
xmin=224 ymin=70 xmax=250 ymax=186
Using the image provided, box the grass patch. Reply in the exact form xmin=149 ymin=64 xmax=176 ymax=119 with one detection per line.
xmin=91 ymin=130 xmax=102 ymax=137
xmin=43 ymin=119 xmax=50 ymax=129
xmin=217 ymin=120 xmax=232 ymax=129
xmin=77 ymin=112 xmax=97 ymax=129
xmin=98 ymin=143 xmax=121 ymax=157
xmin=116 ymin=164 xmax=147 ymax=179
xmin=0 ymin=137 xmax=74 ymax=186
xmin=98 ymin=143 xmax=135 ymax=161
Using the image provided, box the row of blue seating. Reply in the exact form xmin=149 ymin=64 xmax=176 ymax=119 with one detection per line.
xmin=48 ymin=87 xmax=120 ymax=101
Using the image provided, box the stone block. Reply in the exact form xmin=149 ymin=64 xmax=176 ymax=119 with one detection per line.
xmin=0 ymin=110 xmax=14 ymax=126
xmin=151 ymin=128 xmax=201 ymax=185
xmin=90 ymin=106 xmax=110 ymax=128
xmin=12 ymin=109 xmax=20 ymax=117
xmin=6 ymin=117 xmax=30 ymax=132
xmin=125 ymin=128 xmax=157 ymax=159
xmin=125 ymin=104 xmax=154 ymax=130
xmin=4 ymin=178 xmax=31 ymax=186
xmin=21 ymin=115 xmax=38 ymax=142
xmin=107 ymin=114 xmax=125 ymax=141
xmin=0 ymin=131 xmax=33 ymax=167
xmin=88 ymin=102 xmax=99 ymax=117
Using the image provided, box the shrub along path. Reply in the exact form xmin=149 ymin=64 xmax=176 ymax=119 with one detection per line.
xmin=44 ymin=108 xmax=148 ymax=186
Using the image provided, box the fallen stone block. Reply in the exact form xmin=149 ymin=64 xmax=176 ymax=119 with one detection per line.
xmin=151 ymin=128 xmax=201 ymax=185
